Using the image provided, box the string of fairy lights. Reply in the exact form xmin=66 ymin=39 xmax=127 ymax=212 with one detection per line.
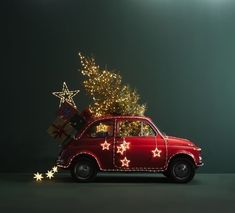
xmin=33 ymin=166 xmax=58 ymax=182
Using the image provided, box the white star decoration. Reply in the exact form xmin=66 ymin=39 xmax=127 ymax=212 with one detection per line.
xmin=46 ymin=170 xmax=54 ymax=179
xmin=122 ymin=138 xmax=130 ymax=150
xmin=52 ymin=166 xmax=58 ymax=173
xmin=52 ymin=82 xmax=79 ymax=108
xmin=152 ymin=147 xmax=162 ymax=158
xmin=33 ymin=166 xmax=58 ymax=182
xmin=116 ymin=138 xmax=130 ymax=155
xmin=117 ymin=145 xmax=126 ymax=155
xmin=33 ymin=172 xmax=43 ymax=181
xmin=120 ymin=157 xmax=130 ymax=167
xmin=101 ymin=139 xmax=111 ymax=150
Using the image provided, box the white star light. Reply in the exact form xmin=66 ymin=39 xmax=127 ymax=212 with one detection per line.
xmin=152 ymin=147 xmax=161 ymax=158
xmin=101 ymin=139 xmax=111 ymax=150
xmin=33 ymin=172 xmax=43 ymax=181
xmin=120 ymin=157 xmax=130 ymax=167
xmin=46 ymin=170 xmax=54 ymax=179
xmin=52 ymin=82 xmax=79 ymax=108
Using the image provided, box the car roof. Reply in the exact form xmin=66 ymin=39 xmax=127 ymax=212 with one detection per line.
xmin=87 ymin=115 xmax=152 ymax=123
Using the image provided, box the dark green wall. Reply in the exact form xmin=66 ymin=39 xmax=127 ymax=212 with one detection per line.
xmin=3 ymin=0 xmax=235 ymax=172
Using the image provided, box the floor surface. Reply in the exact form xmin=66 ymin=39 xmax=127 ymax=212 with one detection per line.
xmin=0 ymin=173 xmax=235 ymax=213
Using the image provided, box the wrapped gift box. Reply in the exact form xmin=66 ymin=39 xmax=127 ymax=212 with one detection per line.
xmin=57 ymin=102 xmax=78 ymax=120
xmin=47 ymin=116 xmax=77 ymax=144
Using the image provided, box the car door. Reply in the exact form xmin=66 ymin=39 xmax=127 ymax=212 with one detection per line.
xmin=114 ymin=118 xmax=166 ymax=170
xmin=79 ymin=119 xmax=115 ymax=169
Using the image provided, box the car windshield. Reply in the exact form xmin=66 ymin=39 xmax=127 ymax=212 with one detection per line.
xmin=153 ymin=121 xmax=166 ymax=136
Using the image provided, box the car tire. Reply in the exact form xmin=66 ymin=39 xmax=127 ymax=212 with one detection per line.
xmin=71 ymin=158 xmax=97 ymax=182
xmin=169 ymin=158 xmax=195 ymax=183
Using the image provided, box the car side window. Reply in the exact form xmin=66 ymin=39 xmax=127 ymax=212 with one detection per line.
xmin=142 ymin=122 xmax=156 ymax=136
xmin=86 ymin=120 xmax=114 ymax=138
xmin=117 ymin=120 xmax=156 ymax=137
xmin=117 ymin=120 xmax=142 ymax=137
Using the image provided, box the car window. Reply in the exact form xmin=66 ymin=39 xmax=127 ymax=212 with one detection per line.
xmin=142 ymin=122 xmax=156 ymax=136
xmin=117 ymin=120 xmax=156 ymax=137
xmin=86 ymin=120 xmax=114 ymax=138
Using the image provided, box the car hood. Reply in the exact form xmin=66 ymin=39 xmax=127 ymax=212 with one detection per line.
xmin=166 ymin=136 xmax=195 ymax=147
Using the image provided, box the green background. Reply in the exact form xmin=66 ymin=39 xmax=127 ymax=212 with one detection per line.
xmin=3 ymin=0 xmax=235 ymax=173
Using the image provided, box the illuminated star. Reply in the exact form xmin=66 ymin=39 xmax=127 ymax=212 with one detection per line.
xmin=52 ymin=82 xmax=79 ymax=108
xmin=121 ymin=138 xmax=130 ymax=150
xmin=120 ymin=157 xmax=130 ymax=167
xmin=152 ymin=147 xmax=162 ymax=158
xmin=96 ymin=123 xmax=108 ymax=132
xmin=101 ymin=139 xmax=111 ymax=150
xmin=33 ymin=172 xmax=43 ymax=181
xmin=46 ymin=170 xmax=54 ymax=179
xmin=52 ymin=166 xmax=58 ymax=173
xmin=117 ymin=145 xmax=125 ymax=155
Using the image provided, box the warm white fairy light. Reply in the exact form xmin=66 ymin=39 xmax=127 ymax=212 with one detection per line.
xmin=96 ymin=123 xmax=109 ymax=132
xmin=33 ymin=166 xmax=58 ymax=182
xmin=52 ymin=82 xmax=79 ymax=108
xmin=101 ymin=139 xmax=111 ymax=150
xmin=120 ymin=157 xmax=130 ymax=167
xmin=116 ymin=138 xmax=130 ymax=155
xmin=33 ymin=172 xmax=44 ymax=181
xmin=152 ymin=147 xmax=162 ymax=158
xmin=121 ymin=138 xmax=130 ymax=150
xmin=52 ymin=166 xmax=58 ymax=173
xmin=117 ymin=145 xmax=126 ymax=155
xmin=46 ymin=170 xmax=54 ymax=179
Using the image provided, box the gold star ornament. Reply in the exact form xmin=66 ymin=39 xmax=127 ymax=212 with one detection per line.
xmin=52 ymin=82 xmax=79 ymax=108
xmin=96 ymin=123 xmax=109 ymax=132
xmin=33 ymin=172 xmax=44 ymax=181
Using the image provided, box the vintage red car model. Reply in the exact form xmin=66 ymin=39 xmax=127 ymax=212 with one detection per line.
xmin=52 ymin=103 xmax=203 ymax=183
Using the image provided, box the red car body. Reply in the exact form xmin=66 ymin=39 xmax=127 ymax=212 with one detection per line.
xmin=57 ymin=115 xmax=203 ymax=175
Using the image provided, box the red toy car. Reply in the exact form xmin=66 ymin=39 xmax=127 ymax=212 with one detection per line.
xmin=51 ymin=103 xmax=203 ymax=183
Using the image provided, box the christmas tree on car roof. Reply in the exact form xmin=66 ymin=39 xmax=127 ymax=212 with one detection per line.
xmin=48 ymin=53 xmax=146 ymax=145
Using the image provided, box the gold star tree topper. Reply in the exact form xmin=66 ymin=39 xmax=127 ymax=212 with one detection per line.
xmin=52 ymin=82 xmax=79 ymax=108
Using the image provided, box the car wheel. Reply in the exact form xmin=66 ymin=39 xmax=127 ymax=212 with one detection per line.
xmin=71 ymin=158 xmax=97 ymax=182
xmin=169 ymin=158 xmax=195 ymax=183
